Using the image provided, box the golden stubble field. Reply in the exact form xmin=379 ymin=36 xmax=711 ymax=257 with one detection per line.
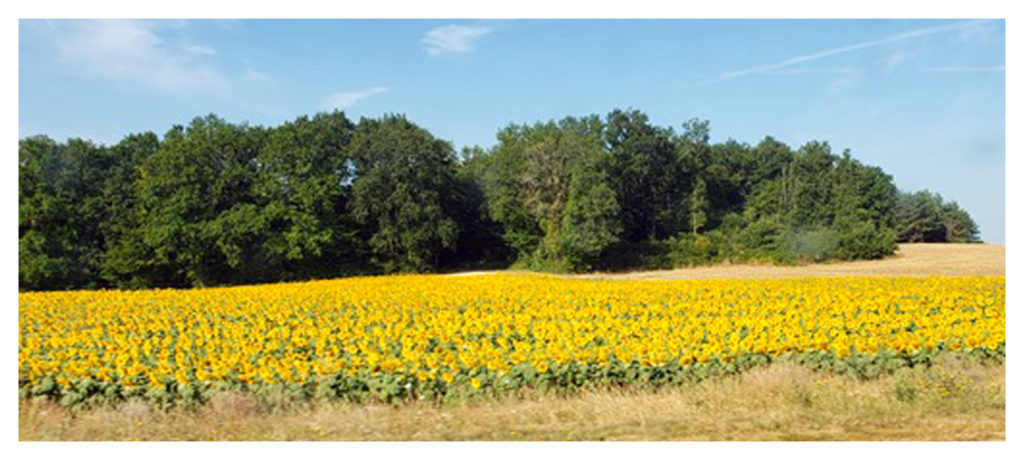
xmin=570 ymin=243 xmax=1005 ymax=280
xmin=19 ymin=243 xmax=1005 ymax=441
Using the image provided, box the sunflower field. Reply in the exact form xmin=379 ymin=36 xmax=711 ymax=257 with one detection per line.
xmin=19 ymin=275 xmax=1005 ymax=407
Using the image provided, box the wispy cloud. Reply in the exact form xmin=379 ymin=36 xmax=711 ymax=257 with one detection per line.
xmin=716 ymin=20 xmax=993 ymax=81
xmin=184 ymin=44 xmax=217 ymax=56
xmin=422 ymin=24 xmax=493 ymax=56
xmin=241 ymin=58 xmax=272 ymax=84
xmin=880 ymin=51 xmax=909 ymax=72
xmin=956 ymin=20 xmax=1000 ymax=44
xmin=925 ymin=66 xmax=1005 ymax=73
xmin=55 ymin=20 xmax=226 ymax=92
xmin=763 ymin=67 xmax=863 ymax=75
xmin=244 ymin=66 xmax=272 ymax=83
xmin=322 ymin=86 xmax=389 ymax=110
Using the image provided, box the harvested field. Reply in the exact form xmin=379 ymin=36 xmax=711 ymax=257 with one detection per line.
xmin=566 ymin=243 xmax=1003 ymax=280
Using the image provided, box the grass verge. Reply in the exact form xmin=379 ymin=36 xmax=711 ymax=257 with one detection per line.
xmin=20 ymin=353 xmax=1003 ymax=441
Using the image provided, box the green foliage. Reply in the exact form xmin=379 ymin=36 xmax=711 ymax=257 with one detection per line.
xmin=593 ymin=240 xmax=676 ymax=271
xmin=895 ymin=191 xmax=944 ymax=242
xmin=443 ymin=147 xmax=514 ymax=269
xmin=254 ymin=112 xmax=360 ymax=279
xmin=18 ymin=109 xmax=982 ymax=290
xmin=98 ymin=133 xmax=162 ymax=287
xmin=559 ymin=152 xmax=622 ymax=271
xmin=605 ymin=109 xmax=683 ymax=240
xmin=941 ymin=201 xmax=981 ymax=243
xmin=19 ymin=136 xmax=117 ymax=290
xmin=781 ymin=228 xmax=839 ymax=263
xmin=481 ymin=116 xmax=621 ymax=272
xmin=665 ymin=233 xmax=712 ymax=265
xmin=348 ymin=115 xmax=461 ymax=272
xmin=688 ymin=178 xmax=709 ymax=235
xmin=129 ymin=115 xmax=267 ymax=287
xmin=736 ymin=216 xmax=787 ymax=255
xmin=833 ymin=217 xmax=898 ymax=260
xmin=894 ymin=190 xmax=978 ymax=243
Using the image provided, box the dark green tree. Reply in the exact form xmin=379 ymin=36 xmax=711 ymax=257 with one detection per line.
xmin=99 ymin=132 xmax=162 ymax=287
xmin=559 ymin=129 xmax=621 ymax=269
xmin=19 ymin=136 xmax=113 ymax=290
xmin=941 ymin=201 xmax=981 ymax=243
xmin=604 ymin=109 xmax=681 ymax=240
xmin=688 ymin=177 xmax=708 ymax=235
xmin=481 ymin=115 xmax=621 ymax=270
xmin=131 ymin=115 xmax=266 ymax=286
xmin=446 ymin=146 xmax=512 ymax=268
xmin=894 ymin=190 xmax=947 ymax=243
xmin=255 ymin=111 xmax=361 ymax=279
xmin=477 ymin=124 xmax=545 ymax=256
xmin=348 ymin=115 xmax=461 ymax=272
xmin=18 ymin=108 xmax=983 ymax=290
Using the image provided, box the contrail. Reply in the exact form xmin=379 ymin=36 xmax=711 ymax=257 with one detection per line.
xmin=716 ymin=20 xmax=994 ymax=81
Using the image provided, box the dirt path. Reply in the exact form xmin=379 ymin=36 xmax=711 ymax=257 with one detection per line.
xmin=448 ymin=244 xmax=1004 ymax=280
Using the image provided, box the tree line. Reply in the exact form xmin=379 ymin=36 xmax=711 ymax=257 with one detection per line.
xmin=19 ymin=109 xmax=980 ymax=291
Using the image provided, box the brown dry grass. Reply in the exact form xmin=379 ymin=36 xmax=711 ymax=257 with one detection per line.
xmin=572 ymin=243 xmax=1004 ymax=280
xmin=20 ymin=356 xmax=1004 ymax=441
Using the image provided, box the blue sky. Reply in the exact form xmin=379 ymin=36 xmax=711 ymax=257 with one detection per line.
xmin=18 ymin=19 xmax=1005 ymax=242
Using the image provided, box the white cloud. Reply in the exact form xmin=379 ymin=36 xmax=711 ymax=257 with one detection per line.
xmin=421 ymin=24 xmax=493 ymax=56
xmin=322 ymin=86 xmax=389 ymax=110
xmin=55 ymin=20 xmax=226 ymax=92
xmin=717 ymin=20 xmax=993 ymax=81
xmin=925 ymin=66 xmax=1005 ymax=73
xmin=184 ymin=44 xmax=217 ymax=56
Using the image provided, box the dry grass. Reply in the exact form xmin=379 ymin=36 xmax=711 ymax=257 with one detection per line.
xmin=20 ymin=356 xmax=1004 ymax=441
xmin=570 ymin=243 xmax=1004 ymax=281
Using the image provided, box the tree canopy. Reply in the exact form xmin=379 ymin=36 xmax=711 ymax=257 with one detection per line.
xmin=19 ymin=109 xmax=982 ymax=291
